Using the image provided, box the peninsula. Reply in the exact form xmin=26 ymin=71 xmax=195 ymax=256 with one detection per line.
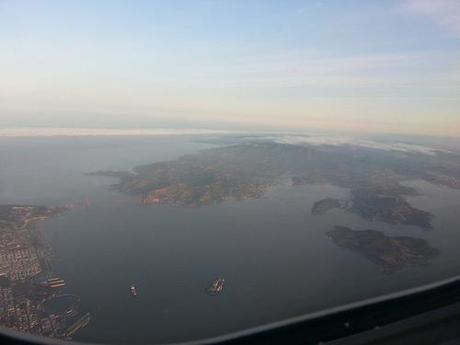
xmin=89 ymin=141 xmax=460 ymax=229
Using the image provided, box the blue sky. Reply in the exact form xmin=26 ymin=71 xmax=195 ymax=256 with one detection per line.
xmin=0 ymin=0 xmax=459 ymax=135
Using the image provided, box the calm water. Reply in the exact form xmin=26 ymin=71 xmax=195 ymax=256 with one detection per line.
xmin=2 ymin=136 xmax=460 ymax=344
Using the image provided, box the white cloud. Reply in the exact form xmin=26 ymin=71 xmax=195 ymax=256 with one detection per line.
xmin=403 ymin=0 xmax=460 ymax=37
xmin=266 ymin=135 xmax=450 ymax=155
xmin=0 ymin=127 xmax=242 ymax=137
xmin=223 ymin=51 xmax=436 ymax=89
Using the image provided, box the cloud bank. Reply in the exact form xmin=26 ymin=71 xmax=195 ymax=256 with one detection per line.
xmin=270 ymin=135 xmax=450 ymax=156
xmin=403 ymin=0 xmax=460 ymax=37
xmin=0 ymin=127 xmax=241 ymax=137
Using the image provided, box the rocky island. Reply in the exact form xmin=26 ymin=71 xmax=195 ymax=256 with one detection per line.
xmin=327 ymin=226 xmax=439 ymax=272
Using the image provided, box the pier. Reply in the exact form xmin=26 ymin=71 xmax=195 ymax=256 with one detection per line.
xmin=65 ymin=312 xmax=91 ymax=338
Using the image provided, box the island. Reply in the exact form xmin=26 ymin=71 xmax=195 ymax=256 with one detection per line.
xmin=327 ymin=226 xmax=439 ymax=272
xmin=312 ymin=189 xmax=433 ymax=230
xmin=0 ymin=204 xmax=90 ymax=339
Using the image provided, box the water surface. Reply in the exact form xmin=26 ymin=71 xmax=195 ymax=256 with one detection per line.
xmin=2 ymin=136 xmax=460 ymax=344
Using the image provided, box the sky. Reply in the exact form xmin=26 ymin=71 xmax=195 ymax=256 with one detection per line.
xmin=0 ymin=0 xmax=459 ymax=136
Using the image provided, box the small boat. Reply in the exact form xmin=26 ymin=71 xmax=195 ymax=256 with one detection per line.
xmin=130 ymin=285 xmax=137 ymax=297
xmin=207 ymin=277 xmax=224 ymax=295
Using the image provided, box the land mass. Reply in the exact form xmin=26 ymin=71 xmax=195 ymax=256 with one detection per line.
xmin=90 ymin=141 xmax=460 ymax=228
xmin=327 ymin=226 xmax=439 ymax=272
xmin=312 ymin=189 xmax=433 ymax=230
xmin=0 ymin=204 xmax=89 ymax=339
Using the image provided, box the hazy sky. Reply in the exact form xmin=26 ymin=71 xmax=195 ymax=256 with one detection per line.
xmin=0 ymin=0 xmax=459 ymax=136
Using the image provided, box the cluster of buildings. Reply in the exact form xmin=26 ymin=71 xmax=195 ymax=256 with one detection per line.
xmin=0 ymin=204 xmax=88 ymax=339
xmin=0 ymin=281 xmax=66 ymax=338
xmin=0 ymin=206 xmax=55 ymax=282
xmin=0 ymin=284 xmax=14 ymax=316
xmin=0 ymin=247 xmax=43 ymax=281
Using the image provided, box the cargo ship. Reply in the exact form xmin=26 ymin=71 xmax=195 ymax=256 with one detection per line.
xmin=130 ymin=285 xmax=137 ymax=297
xmin=207 ymin=277 xmax=224 ymax=295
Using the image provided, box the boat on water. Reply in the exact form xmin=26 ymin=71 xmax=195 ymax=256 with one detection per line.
xmin=130 ymin=285 xmax=137 ymax=297
xmin=207 ymin=277 xmax=224 ymax=295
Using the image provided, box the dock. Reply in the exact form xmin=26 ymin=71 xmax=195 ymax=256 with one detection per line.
xmin=47 ymin=278 xmax=66 ymax=288
xmin=65 ymin=312 xmax=91 ymax=337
